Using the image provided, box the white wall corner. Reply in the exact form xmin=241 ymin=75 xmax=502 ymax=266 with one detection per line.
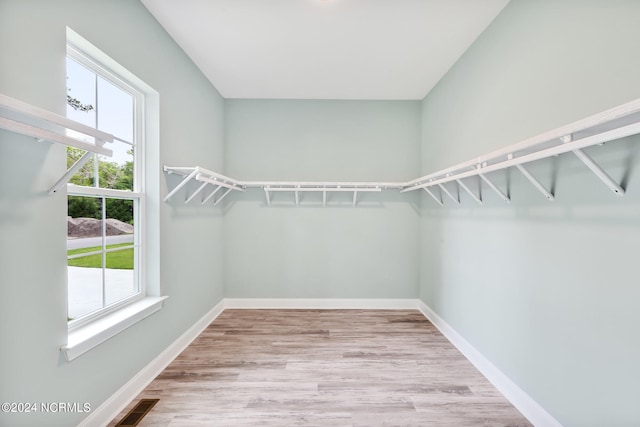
xmin=417 ymin=300 xmax=563 ymax=427
xmin=77 ymin=299 xmax=225 ymax=427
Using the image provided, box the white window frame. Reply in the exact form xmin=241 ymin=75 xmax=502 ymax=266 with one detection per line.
xmin=62 ymin=29 xmax=165 ymax=362
xmin=66 ymin=44 xmax=146 ymax=330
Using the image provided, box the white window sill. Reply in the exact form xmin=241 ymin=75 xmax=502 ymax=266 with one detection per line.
xmin=61 ymin=296 xmax=168 ymax=361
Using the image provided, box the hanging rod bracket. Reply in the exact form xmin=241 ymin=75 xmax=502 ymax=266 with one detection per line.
xmin=163 ymin=169 xmax=199 ymax=202
xmin=264 ymin=187 xmax=271 ymax=206
xmin=185 ymin=182 xmax=208 ymax=204
xmin=456 ymin=179 xmax=482 ymax=204
xmin=213 ymin=187 xmax=233 ymax=206
xmin=48 ymin=151 xmax=94 ymax=195
xmin=424 ymin=187 xmax=443 ymax=206
xmin=202 ymin=184 xmax=223 ymax=205
xmin=515 ymin=164 xmax=554 ymax=201
xmin=479 ymin=173 xmax=510 ymax=203
xmin=438 ymin=183 xmax=459 ymax=204
xmin=572 ymin=149 xmax=625 ymax=195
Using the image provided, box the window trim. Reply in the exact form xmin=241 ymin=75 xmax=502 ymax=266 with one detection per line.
xmin=62 ymin=296 xmax=168 ymax=361
xmin=62 ymin=29 xmax=166 ymax=348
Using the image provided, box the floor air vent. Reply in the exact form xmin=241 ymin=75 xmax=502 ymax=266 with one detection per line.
xmin=115 ymin=399 xmax=159 ymax=426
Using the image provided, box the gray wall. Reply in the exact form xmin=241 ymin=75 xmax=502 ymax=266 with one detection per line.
xmin=0 ymin=1 xmax=225 ymax=426
xmin=419 ymin=1 xmax=640 ymax=426
xmin=224 ymin=100 xmax=421 ymax=298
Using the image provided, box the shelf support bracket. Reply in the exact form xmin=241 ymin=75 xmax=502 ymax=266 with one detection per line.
xmin=213 ymin=187 xmax=233 ymax=206
xmin=479 ymin=173 xmax=510 ymax=203
xmin=323 ymin=190 xmax=327 ymax=207
xmin=48 ymin=151 xmax=94 ymax=195
xmin=438 ymin=183 xmax=459 ymax=204
xmin=352 ymin=190 xmax=358 ymax=207
xmin=294 ymin=188 xmax=300 ymax=205
xmin=456 ymin=179 xmax=482 ymax=204
xmin=163 ymin=169 xmax=199 ymax=202
xmin=185 ymin=182 xmax=208 ymax=204
xmin=264 ymin=188 xmax=271 ymax=206
xmin=572 ymin=149 xmax=625 ymax=195
xmin=515 ymin=164 xmax=554 ymax=201
xmin=202 ymin=185 xmax=222 ymax=204
xmin=424 ymin=187 xmax=444 ymax=206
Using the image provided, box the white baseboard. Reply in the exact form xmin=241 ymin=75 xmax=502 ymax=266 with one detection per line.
xmin=417 ymin=300 xmax=562 ymax=427
xmin=224 ymin=298 xmax=419 ymax=310
xmin=79 ymin=299 xmax=225 ymax=427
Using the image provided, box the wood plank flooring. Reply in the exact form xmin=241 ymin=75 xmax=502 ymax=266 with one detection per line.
xmin=109 ymin=310 xmax=532 ymax=426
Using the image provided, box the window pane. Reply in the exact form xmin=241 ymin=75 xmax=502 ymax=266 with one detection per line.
xmin=97 ymin=76 xmax=134 ymax=142
xmin=66 ymin=57 xmax=96 ymax=128
xmin=105 ymin=198 xmax=136 ymax=306
xmin=105 ymin=248 xmax=135 ymax=306
xmin=105 ymin=197 xmax=134 ymax=229
xmin=97 ymin=140 xmax=134 ymax=190
xmin=67 ymin=196 xmax=104 ymax=320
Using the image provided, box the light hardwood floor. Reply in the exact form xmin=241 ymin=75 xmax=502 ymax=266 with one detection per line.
xmin=109 ymin=309 xmax=532 ymax=426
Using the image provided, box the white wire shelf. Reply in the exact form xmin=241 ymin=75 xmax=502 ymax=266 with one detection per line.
xmin=0 ymin=92 xmax=118 ymax=195
xmin=163 ymin=166 xmax=406 ymax=207
xmin=163 ymin=166 xmax=245 ymax=206
xmin=401 ymin=98 xmax=640 ymax=204
xmin=165 ymin=98 xmax=640 ymax=207
xmin=0 ymin=93 xmax=114 ymax=156
xmin=246 ymin=180 xmax=403 ymax=207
